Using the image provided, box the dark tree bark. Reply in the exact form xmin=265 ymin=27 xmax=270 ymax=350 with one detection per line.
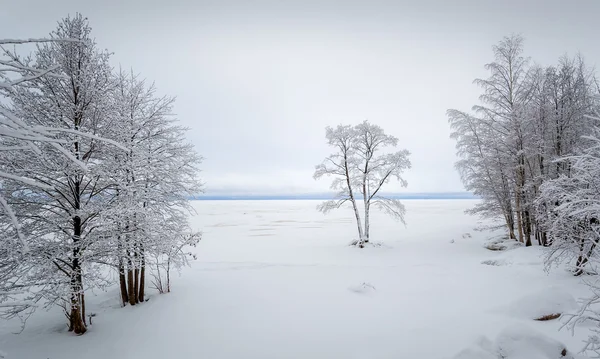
xmin=82 ymin=292 xmax=86 ymax=326
xmin=134 ymin=268 xmax=139 ymax=304
xmin=524 ymin=209 xmax=532 ymax=247
xmin=127 ymin=257 xmax=136 ymax=306
xmin=541 ymin=231 xmax=549 ymax=246
xmin=69 ymin=214 xmax=87 ymax=334
xmin=138 ymin=244 xmax=145 ymax=302
xmin=119 ymin=261 xmax=128 ymax=306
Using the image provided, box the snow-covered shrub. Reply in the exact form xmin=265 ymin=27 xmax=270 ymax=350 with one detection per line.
xmin=151 ymin=232 xmax=201 ymax=294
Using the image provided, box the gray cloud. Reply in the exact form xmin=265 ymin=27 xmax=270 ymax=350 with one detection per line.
xmin=2 ymin=0 xmax=599 ymax=194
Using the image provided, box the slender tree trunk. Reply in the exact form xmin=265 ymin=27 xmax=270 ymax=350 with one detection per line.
xmin=134 ymin=267 xmax=139 ymax=304
xmin=166 ymin=257 xmax=171 ymax=293
xmin=500 ymin=169 xmax=516 ymax=240
xmin=132 ymin=215 xmax=139 ymax=303
xmin=575 ymin=237 xmax=587 ymax=276
xmin=127 ymin=252 xmax=136 ymax=306
xmin=364 ymin=202 xmax=370 ymax=243
xmin=117 ymin=235 xmax=128 ymax=306
xmin=138 ymin=244 xmax=145 ymax=302
xmin=133 ymin=240 xmax=139 ymax=304
xmin=344 ymin=155 xmax=363 ymax=245
xmin=351 ymin=199 xmax=364 ymax=245
xmin=119 ymin=263 xmax=128 ymax=306
xmin=362 ymin=173 xmax=369 ymax=243
xmin=542 ymin=231 xmax=549 ymax=246
xmin=524 ymin=208 xmax=532 ymax=246
xmin=575 ymin=233 xmax=600 ymax=276
xmin=504 ymin=200 xmax=516 ymax=240
xmin=514 ymin=184 xmax=524 ymax=243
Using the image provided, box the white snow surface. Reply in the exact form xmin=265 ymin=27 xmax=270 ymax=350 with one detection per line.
xmin=455 ymin=325 xmax=579 ymax=359
xmin=0 ymin=199 xmax=592 ymax=358
xmin=501 ymin=287 xmax=579 ymax=320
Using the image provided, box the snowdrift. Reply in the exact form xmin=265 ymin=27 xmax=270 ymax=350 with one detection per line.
xmin=453 ymin=325 xmax=576 ymax=359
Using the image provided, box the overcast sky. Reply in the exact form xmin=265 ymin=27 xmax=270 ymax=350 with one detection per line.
xmin=2 ymin=0 xmax=599 ymax=195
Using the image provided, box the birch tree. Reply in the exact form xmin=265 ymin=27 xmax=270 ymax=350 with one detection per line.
xmin=448 ymin=35 xmax=598 ymax=248
xmin=538 ymin=113 xmax=600 ymax=357
xmin=535 ymin=114 xmax=600 ymax=275
xmin=314 ymin=121 xmax=411 ymax=247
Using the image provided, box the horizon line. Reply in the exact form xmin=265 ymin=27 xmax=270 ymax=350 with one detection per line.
xmin=191 ymin=191 xmax=478 ymax=201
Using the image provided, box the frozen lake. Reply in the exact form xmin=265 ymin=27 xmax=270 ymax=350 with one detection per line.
xmin=0 ymin=199 xmax=589 ymax=359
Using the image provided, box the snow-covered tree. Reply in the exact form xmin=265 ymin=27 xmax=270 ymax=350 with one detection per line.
xmin=0 ymin=14 xmax=204 ymax=338
xmin=314 ymin=121 xmax=411 ymax=247
xmin=0 ymin=31 xmax=132 ymax=339
xmin=535 ymin=115 xmax=600 ymax=275
xmin=449 ymin=35 xmax=598 ymax=248
xmin=449 ymin=34 xmax=536 ymax=244
xmin=539 ymin=113 xmax=600 ymax=357
xmin=101 ymin=70 xmax=203 ymax=306
xmin=0 ymin=14 xmax=115 ymax=334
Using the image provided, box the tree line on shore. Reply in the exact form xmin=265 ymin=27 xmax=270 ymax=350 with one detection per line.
xmin=449 ymin=35 xmax=600 ymax=355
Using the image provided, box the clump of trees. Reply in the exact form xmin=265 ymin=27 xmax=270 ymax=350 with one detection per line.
xmin=0 ymin=14 xmax=202 ymax=335
xmin=448 ymin=34 xmax=597 ymax=256
xmin=449 ymin=35 xmax=600 ymax=355
xmin=314 ymin=121 xmax=411 ymax=247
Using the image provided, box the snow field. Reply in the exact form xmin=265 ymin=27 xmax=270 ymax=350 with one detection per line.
xmin=0 ymin=199 xmax=591 ymax=358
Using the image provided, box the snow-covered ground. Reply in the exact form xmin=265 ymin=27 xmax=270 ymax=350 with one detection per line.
xmin=0 ymin=199 xmax=592 ymax=358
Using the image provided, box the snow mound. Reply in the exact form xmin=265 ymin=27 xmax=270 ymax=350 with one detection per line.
xmin=348 ymin=282 xmax=376 ymax=294
xmin=484 ymin=236 xmax=523 ymax=251
xmin=504 ymin=287 xmax=578 ymax=320
xmin=481 ymin=259 xmax=508 ymax=266
xmin=453 ymin=336 xmax=496 ymax=359
xmin=496 ymin=325 xmax=573 ymax=359
xmin=453 ymin=325 xmax=575 ymax=359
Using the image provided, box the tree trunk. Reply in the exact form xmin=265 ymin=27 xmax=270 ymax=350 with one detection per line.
xmin=138 ymin=245 xmax=145 ymax=302
xmin=132 ymin=215 xmax=139 ymax=303
xmin=362 ymin=169 xmax=369 ymax=244
xmin=542 ymin=231 xmax=549 ymax=246
xmin=575 ymin=235 xmax=600 ymax=276
xmin=524 ymin=209 xmax=532 ymax=247
xmin=134 ymin=266 xmax=139 ymax=304
xmin=343 ymin=155 xmax=363 ymax=245
xmin=351 ymin=200 xmax=364 ymax=246
xmin=514 ymin=185 xmax=524 ymax=243
xmin=69 ymin=293 xmax=86 ymax=334
xmin=119 ymin=261 xmax=128 ymax=306
xmin=69 ymin=215 xmax=87 ymax=334
xmin=500 ymin=171 xmax=516 ymax=240
xmin=127 ymin=256 xmax=136 ymax=306
xmin=364 ymin=202 xmax=370 ymax=243
xmin=81 ymin=292 xmax=86 ymax=326
xmin=118 ymin=235 xmax=128 ymax=306
xmin=166 ymin=257 xmax=171 ymax=293
xmin=505 ymin=201 xmax=516 ymax=240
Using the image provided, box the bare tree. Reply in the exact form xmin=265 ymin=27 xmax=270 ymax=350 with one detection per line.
xmin=314 ymin=121 xmax=411 ymax=247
